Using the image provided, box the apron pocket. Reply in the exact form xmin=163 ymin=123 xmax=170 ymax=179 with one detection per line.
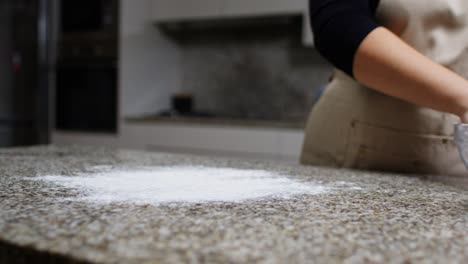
xmin=344 ymin=120 xmax=460 ymax=175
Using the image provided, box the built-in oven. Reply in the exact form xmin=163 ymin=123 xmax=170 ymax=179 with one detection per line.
xmin=55 ymin=0 xmax=118 ymax=133
xmin=56 ymin=60 xmax=117 ymax=132
xmin=60 ymin=0 xmax=118 ymax=34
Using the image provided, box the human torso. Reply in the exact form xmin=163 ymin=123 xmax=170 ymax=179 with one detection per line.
xmin=301 ymin=0 xmax=468 ymax=176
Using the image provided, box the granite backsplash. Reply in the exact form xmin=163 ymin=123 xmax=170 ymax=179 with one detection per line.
xmin=174 ymin=24 xmax=333 ymax=123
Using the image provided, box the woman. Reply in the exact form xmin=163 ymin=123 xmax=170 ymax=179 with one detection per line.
xmin=301 ymin=0 xmax=468 ymax=176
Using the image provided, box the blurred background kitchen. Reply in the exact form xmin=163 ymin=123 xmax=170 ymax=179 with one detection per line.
xmin=0 ymin=0 xmax=333 ymax=162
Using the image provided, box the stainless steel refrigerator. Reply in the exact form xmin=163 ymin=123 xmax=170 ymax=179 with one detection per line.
xmin=0 ymin=0 xmax=52 ymax=147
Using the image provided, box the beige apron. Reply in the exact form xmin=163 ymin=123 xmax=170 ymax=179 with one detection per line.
xmin=300 ymin=0 xmax=468 ymax=176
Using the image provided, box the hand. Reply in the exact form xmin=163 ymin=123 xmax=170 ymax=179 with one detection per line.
xmin=460 ymin=111 xmax=468 ymax=124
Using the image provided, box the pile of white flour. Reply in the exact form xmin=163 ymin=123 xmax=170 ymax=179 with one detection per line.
xmin=36 ymin=166 xmax=333 ymax=204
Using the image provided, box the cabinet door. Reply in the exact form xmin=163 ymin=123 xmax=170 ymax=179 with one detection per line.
xmin=152 ymin=0 xmax=222 ymax=21
xmin=223 ymin=0 xmax=306 ymax=17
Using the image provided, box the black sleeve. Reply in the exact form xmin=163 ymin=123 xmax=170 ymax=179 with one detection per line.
xmin=309 ymin=0 xmax=380 ymax=78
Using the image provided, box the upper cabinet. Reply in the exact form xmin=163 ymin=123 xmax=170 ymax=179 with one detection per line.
xmin=151 ymin=0 xmax=223 ymax=21
xmin=152 ymin=0 xmax=307 ymax=21
xmin=151 ymin=0 xmax=313 ymax=45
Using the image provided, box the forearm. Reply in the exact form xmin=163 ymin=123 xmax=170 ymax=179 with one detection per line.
xmin=354 ymin=27 xmax=468 ymax=122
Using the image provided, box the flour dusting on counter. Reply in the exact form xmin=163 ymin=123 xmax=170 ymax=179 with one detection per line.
xmin=34 ymin=166 xmax=336 ymax=204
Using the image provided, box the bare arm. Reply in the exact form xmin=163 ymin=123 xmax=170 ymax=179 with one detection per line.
xmin=354 ymin=27 xmax=468 ymax=122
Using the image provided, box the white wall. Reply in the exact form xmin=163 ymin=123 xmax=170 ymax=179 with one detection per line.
xmin=120 ymin=0 xmax=181 ymax=118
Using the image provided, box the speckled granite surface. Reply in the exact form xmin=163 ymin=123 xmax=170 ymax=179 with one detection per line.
xmin=1 ymin=145 xmax=467 ymax=264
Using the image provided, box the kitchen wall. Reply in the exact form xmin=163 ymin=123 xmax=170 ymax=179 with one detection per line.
xmin=53 ymin=0 xmax=324 ymax=162
xmin=179 ymin=26 xmax=332 ymax=122
xmin=119 ymin=0 xmax=181 ymax=118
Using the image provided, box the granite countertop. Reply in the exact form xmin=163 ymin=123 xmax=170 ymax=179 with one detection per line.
xmin=1 ymin=145 xmax=467 ymax=264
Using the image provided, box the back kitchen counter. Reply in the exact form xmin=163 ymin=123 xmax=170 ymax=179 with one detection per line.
xmin=1 ymin=146 xmax=467 ymax=263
